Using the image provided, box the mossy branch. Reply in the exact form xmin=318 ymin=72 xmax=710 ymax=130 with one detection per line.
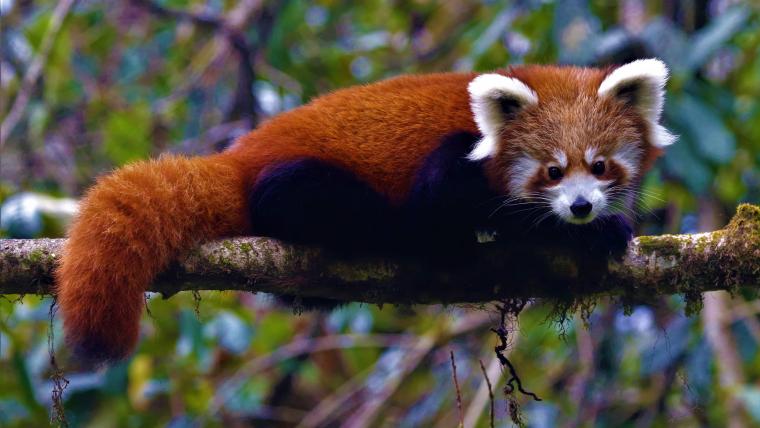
xmin=1 ymin=204 xmax=758 ymax=304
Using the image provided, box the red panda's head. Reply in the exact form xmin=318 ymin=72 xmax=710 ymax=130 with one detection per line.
xmin=468 ymin=59 xmax=675 ymax=224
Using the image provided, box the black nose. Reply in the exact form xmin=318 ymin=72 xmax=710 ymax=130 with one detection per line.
xmin=570 ymin=197 xmax=592 ymax=218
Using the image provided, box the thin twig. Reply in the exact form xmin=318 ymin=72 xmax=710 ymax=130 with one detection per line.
xmin=211 ymin=333 xmax=415 ymax=414
xmin=130 ymin=0 xmax=227 ymax=30
xmin=48 ymin=299 xmax=69 ymax=427
xmin=463 ymin=355 xmax=502 ymax=428
xmin=341 ymin=333 xmax=437 ymax=427
xmin=492 ymin=327 xmax=541 ymax=401
xmin=450 ymin=350 xmax=464 ymax=428
xmin=491 ymin=299 xmax=541 ymax=401
xmin=1 ymin=0 xmax=78 ymax=146
xmin=295 ymin=364 xmax=373 ymax=428
xmin=131 ymin=0 xmax=260 ymax=122
xmin=131 ymin=0 xmax=262 ymax=124
xmin=336 ymin=314 xmax=491 ymax=428
xmin=479 ymin=359 xmax=495 ymax=428
xmin=490 ymin=298 xmax=541 ymax=427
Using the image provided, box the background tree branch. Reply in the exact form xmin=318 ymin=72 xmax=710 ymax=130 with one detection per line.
xmin=0 ymin=0 xmax=77 ymax=146
xmin=1 ymin=204 xmax=758 ymax=303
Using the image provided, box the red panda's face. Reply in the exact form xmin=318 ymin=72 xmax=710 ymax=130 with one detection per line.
xmin=501 ymin=101 xmax=646 ymax=224
xmin=468 ymin=59 xmax=675 ymax=224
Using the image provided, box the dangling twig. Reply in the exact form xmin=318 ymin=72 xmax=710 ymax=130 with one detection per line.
xmin=48 ymin=299 xmax=69 ymax=427
xmin=479 ymin=359 xmax=495 ymax=428
xmin=491 ymin=299 xmax=541 ymax=401
xmin=450 ymin=350 xmax=464 ymax=427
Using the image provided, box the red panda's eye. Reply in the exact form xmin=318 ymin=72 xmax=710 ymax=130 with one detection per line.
xmin=592 ymin=161 xmax=606 ymax=176
xmin=548 ymin=166 xmax=563 ymax=180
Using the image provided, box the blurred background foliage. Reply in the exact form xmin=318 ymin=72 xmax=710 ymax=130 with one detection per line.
xmin=1 ymin=0 xmax=759 ymax=426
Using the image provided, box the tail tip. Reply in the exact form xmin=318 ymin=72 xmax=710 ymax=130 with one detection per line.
xmin=68 ymin=333 xmax=134 ymax=367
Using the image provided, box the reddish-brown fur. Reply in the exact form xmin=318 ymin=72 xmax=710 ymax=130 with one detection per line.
xmin=487 ymin=66 xmax=660 ymax=192
xmin=57 ymin=154 xmax=249 ymax=360
xmin=57 ymin=66 xmax=663 ymax=362
xmin=231 ymin=72 xmax=480 ymax=204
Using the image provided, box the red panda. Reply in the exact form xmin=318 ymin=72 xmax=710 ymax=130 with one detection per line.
xmin=56 ymin=59 xmax=674 ymax=364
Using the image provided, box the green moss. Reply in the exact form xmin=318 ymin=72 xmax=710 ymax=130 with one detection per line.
xmin=676 ymin=204 xmax=759 ymax=305
xmin=734 ymin=203 xmax=760 ymax=225
xmin=19 ymin=248 xmax=55 ymax=272
xmin=693 ymin=234 xmax=715 ymax=253
xmin=239 ymin=242 xmax=253 ymax=254
xmin=214 ymin=251 xmax=235 ymax=269
xmin=327 ymin=261 xmax=396 ymax=282
xmin=28 ymin=249 xmax=47 ymax=264
xmin=625 ymin=204 xmax=759 ymax=316
xmin=621 ymin=300 xmax=634 ymax=316
xmin=636 ymin=235 xmax=683 ymax=258
xmin=684 ymin=292 xmax=703 ymax=316
xmin=720 ymin=203 xmax=760 ymax=289
xmin=27 ymin=249 xmax=55 ymax=264
xmin=725 ymin=204 xmax=760 ymax=248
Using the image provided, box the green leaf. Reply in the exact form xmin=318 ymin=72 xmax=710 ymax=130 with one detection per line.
xmin=661 ymin=136 xmax=712 ymax=194
xmin=667 ymin=94 xmax=736 ymax=164
xmin=178 ymin=309 xmax=205 ymax=360
xmin=252 ymin=312 xmax=294 ymax=353
xmin=23 ymin=11 xmax=52 ymax=51
xmin=103 ymin=103 xmax=152 ymax=165
xmin=731 ymin=320 xmax=758 ymax=363
xmin=11 ymin=351 xmax=41 ymax=411
xmin=103 ymin=360 xmax=130 ymax=395
xmin=639 ymin=18 xmax=689 ymax=72
xmin=714 ymin=167 xmax=746 ymax=205
xmin=738 ymin=387 xmax=760 ymax=422
xmin=685 ymin=6 xmax=750 ymax=72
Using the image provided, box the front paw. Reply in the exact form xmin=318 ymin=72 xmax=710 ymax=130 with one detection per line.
xmin=583 ymin=215 xmax=634 ymax=257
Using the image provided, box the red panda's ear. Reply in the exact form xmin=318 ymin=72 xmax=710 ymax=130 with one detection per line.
xmin=468 ymin=73 xmax=538 ymax=160
xmin=598 ymin=58 xmax=676 ymax=148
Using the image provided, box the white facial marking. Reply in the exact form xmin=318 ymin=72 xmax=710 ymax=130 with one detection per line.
xmin=547 ymin=172 xmax=612 ymax=224
xmin=467 ymin=73 xmax=538 ymax=160
xmin=553 ymin=149 xmax=568 ymax=168
xmin=508 ymin=155 xmax=541 ymax=197
xmin=612 ymin=143 xmax=643 ymax=179
xmin=584 ymin=148 xmax=597 ymax=165
xmin=598 ymin=58 xmax=676 ymax=148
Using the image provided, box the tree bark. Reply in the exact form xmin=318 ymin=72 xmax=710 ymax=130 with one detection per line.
xmin=1 ymin=204 xmax=758 ymax=304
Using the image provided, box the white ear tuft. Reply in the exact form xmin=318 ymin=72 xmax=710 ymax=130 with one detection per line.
xmin=598 ymin=58 xmax=675 ymax=148
xmin=468 ymin=74 xmax=538 ymax=160
xmin=652 ymin=123 xmax=677 ymax=148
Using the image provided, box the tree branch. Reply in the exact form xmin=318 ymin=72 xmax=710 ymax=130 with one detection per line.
xmin=1 ymin=204 xmax=758 ymax=303
xmin=0 ymin=0 xmax=77 ymax=146
xmin=130 ymin=0 xmax=273 ymax=127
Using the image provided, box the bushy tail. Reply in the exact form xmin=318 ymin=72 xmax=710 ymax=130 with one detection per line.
xmin=56 ymin=153 xmax=248 ymax=364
